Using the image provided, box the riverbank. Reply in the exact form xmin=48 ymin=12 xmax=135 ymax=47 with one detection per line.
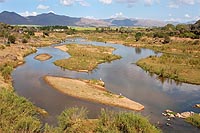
xmin=0 ymin=31 xmax=71 ymax=132
xmin=44 ymin=76 xmax=144 ymax=111
xmin=136 ymin=54 xmax=200 ymax=85
xmin=54 ymin=44 xmax=121 ymax=72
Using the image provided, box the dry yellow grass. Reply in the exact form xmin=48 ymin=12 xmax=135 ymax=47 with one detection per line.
xmin=44 ymin=76 xmax=144 ymax=111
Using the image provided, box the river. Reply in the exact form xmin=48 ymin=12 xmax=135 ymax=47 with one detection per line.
xmin=12 ymin=38 xmax=200 ymax=132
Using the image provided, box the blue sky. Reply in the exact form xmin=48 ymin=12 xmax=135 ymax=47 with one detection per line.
xmin=0 ymin=0 xmax=199 ymax=22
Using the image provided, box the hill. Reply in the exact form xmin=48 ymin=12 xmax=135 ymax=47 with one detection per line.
xmin=0 ymin=11 xmax=175 ymax=27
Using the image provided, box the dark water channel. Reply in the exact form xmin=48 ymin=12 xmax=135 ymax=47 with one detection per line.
xmin=12 ymin=38 xmax=200 ymax=132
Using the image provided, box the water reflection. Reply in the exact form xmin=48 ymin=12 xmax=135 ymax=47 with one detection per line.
xmin=135 ymin=47 xmax=142 ymax=54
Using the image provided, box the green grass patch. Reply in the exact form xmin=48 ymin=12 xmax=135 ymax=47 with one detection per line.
xmin=96 ymin=109 xmax=161 ymax=133
xmin=136 ymin=54 xmax=200 ymax=84
xmin=186 ymin=114 xmax=200 ymax=128
xmin=0 ymin=88 xmax=41 ymax=132
xmin=54 ymin=44 xmax=121 ymax=71
xmin=44 ymin=107 xmax=160 ymax=133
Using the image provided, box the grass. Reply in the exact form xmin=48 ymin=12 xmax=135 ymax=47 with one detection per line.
xmin=54 ymin=44 xmax=121 ymax=72
xmin=96 ymin=109 xmax=161 ymax=133
xmin=0 ymin=88 xmax=41 ymax=132
xmin=44 ymin=107 xmax=161 ymax=133
xmin=136 ymin=54 xmax=200 ymax=85
xmin=87 ymin=79 xmax=105 ymax=87
xmin=186 ymin=113 xmax=200 ymax=128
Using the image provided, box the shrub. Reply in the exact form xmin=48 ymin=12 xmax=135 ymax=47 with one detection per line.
xmin=96 ymin=109 xmax=160 ymax=133
xmin=0 ymin=88 xmax=41 ymax=132
xmin=163 ymin=36 xmax=171 ymax=44
xmin=0 ymin=44 xmax=5 ymax=49
xmin=186 ymin=114 xmax=200 ymax=128
xmin=1 ymin=65 xmax=13 ymax=80
xmin=43 ymin=31 xmax=49 ymax=36
xmin=135 ymin=32 xmax=142 ymax=41
xmin=58 ymin=107 xmax=88 ymax=132
xmin=22 ymin=38 xmax=28 ymax=43
xmin=7 ymin=35 xmax=16 ymax=44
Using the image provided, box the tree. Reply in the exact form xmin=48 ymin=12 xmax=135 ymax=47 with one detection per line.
xmin=163 ymin=36 xmax=171 ymax=44
xmin=7 ymin=35 xmax=16 ymax=44
xmin=135 ymin=32 xmax=142 ymax=41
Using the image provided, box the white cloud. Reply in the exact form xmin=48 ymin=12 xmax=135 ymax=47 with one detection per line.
xmin=144 ymin=0 xmax=160 ymax=6
xmin=77 ymin=0 xmax=90 ymax=6
xmin=110 ymin=12 xmax=126 ymax=18
xmin=168 ymin=0 xmax=198 ymax=8
xmin=37 ymin=4 xmax=49 ymax=10
xmin=185 ymin=14 xmax=191 ymax=18
xmin=116 ymin=0 xmax=139 ymax=7
xmin=60 ymin=0 xmax=74 ymax=6
xmin=165 ymin=17 xmax=182 ymax=22
xmin=20 ymin=11 xmax=38 ymax=17
xmin=85 ymin=16 xmax=97 ymax=19
xmin=99 ymin=0 xmax=112 ymax=4
xmin=60 ymin=0 xmax=89 ymax=6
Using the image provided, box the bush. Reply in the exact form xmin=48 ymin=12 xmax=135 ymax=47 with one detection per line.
xmin=186 ymin=114 xmax=200 ymax=128
xmin=135 ymin=32 xmax=142 ymax=41
xmin=22 ymin=38 xmax=28 ymax=43
xmin=43 ymin=31 xmax=49 ymax=36
xmin=96 ymin=109 xmax=161 ymax=133
xmin=7 ymin=35 xmax=16 ymax=44
xmin=0 ymin=44 xmax=5 ymax=50
xmin=1 ymin=65 xmax=13 ymax=80
xmin=163 ymin=36 xmax=171 ymax=44
xmin=58 ymin=107 xmax=88 ymax=132
xmin=0 ymin=88 xmax=41 ymax=132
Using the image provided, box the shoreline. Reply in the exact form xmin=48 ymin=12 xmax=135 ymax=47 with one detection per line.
xmin=44 ymin=76 xmax=144 ymax=111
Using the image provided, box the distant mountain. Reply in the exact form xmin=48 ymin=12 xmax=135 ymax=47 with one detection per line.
xmin=0 ymin=11 xmax=29 ymax=25
xmin=27 ymin=13 xmax=80 ymax=26
xmin=105 ymin=18 xmax=166 ymax=27
xmin=0 ymin=11 xmax=174 ymax=27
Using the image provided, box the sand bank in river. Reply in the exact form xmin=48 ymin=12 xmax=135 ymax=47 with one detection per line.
xmin=44 ymin=76 xmax=144 ymax=111
xmin=34 ymin=53 xmax=52 ymax=61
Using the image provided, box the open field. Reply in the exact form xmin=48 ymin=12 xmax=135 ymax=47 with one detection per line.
xmin=54 ymin=44 xmax=121 ymax=72
xmin=44 ymin=76 xmax=144 ymax=111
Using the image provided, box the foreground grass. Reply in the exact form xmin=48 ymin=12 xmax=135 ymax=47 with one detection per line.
xmin=54 ymin=44 xmax=121 ymax=72
xmin=186 ymin=114 xmax=200 ymax=128
xmin=44 ymin=107 xmax=161 ymax=133
xmin=136 ymin=54 xmax=200 ymax=84
xmin=0 ymin=88 xmax=41 ymax=132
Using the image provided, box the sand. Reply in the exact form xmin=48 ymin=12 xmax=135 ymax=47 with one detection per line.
xmin=44 ymin=76 xmax=144 ymax=111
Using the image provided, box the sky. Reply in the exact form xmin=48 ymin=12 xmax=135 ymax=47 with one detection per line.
xmin=0 ymin=0 xmax=200 ymax=22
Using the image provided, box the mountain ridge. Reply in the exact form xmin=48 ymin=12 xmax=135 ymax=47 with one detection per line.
xmin=0 ymin=11 xmax=171 ymax=27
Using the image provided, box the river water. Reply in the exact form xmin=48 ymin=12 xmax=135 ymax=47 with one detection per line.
xmin=12 ymin=38 xmax=200 ymax=132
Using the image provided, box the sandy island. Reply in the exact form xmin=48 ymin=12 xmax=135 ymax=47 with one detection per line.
xmin=54 ymin=45 xmax=68 ymax=52
xmin=44 ymin=76 xmax=144 ymax=111
xmin=34 ymin=53 xmax=52 ymax=61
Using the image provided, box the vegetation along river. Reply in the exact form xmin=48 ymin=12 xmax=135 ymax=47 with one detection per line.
xmin=12 ymin=38 xmax=200 ymax=132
